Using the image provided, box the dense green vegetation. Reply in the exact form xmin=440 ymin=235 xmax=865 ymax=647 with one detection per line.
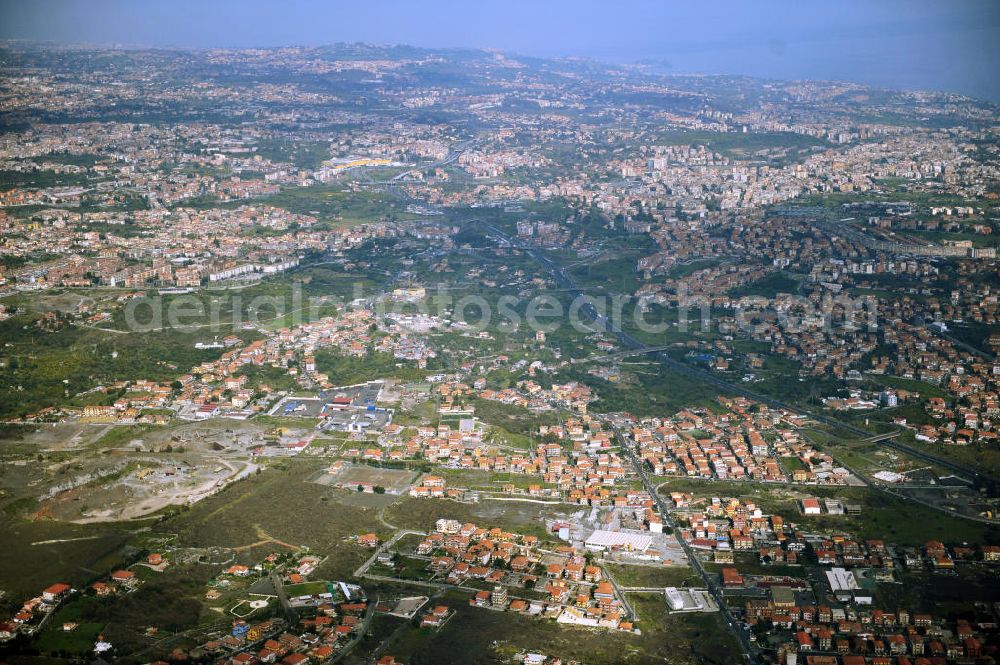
xmin=253 ymin=138 xmax=331 ymax=170
xmin=557 ymin=361 xmax=725 ymax=417
xmin=569 ymin=255 xmax=643 ymax=295
xmin=728 ymin=271 xmax=800 ymax=298
xmin=0 ymin=311 xmax=254 ymax=419
xmin=654 ymin=130 xmax=828 ymax=165
xmin=0 ymin=169 xmax=90 ymax=189
xmin=315 ymin=350 xmax=427 ymax=386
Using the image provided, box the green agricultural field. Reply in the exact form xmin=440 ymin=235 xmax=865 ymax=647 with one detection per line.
xmin=253 ymin=139 xmax=331 ymax=170
xmin=258 ymin=185 xmax=404 ymax=224
xmin=0 ymin=169 xmax=90 ymax=189
xmin=868 ymin=375 xmax=949 ymax=399
xmin=781 ymin=456 xmax=805 ymax=473
xmin=388 ymin=555 xmax=434 ymax=582
xmin=704 ymin=557 xmax=802 ymax=578
xmin=283 ymin=580 xmax=330 ymax=596
xmin=556 ymin=361 xmax=725 ymax=418
xmin=33 ymin=597 xmax=107 ymax=655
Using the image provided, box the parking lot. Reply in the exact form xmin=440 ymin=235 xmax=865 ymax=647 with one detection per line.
xmin=269 ymin=396 xmax=329 ymax=418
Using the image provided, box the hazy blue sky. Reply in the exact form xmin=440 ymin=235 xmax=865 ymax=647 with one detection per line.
xmin=2 ymin=0 xmax=999 ymax=101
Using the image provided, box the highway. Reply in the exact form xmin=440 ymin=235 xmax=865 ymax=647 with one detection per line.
xmin=389 ymin=138 xmax=478 ymax=181
xmin=364 ymin=137 xmax=480 ymax=195
xmin=918 ymin=318 xmax=995 ymax=361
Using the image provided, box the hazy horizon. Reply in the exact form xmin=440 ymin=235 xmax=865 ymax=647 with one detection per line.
xmin=1 ymin=0 xmax=999 ymax=102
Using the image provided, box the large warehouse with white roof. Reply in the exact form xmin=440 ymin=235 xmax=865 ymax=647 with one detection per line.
xmin=584 ymin=529 xmax=654 ymax=553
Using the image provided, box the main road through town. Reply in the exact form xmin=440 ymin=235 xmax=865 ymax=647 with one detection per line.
xmin=613 ymin=423 xmax=760 ymax=664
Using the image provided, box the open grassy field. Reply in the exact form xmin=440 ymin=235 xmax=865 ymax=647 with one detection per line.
xmin=348 ymin=588 xmax=741 ymax=665
xmin=150 ymin=459 xmax=386 ymax=579
xmin=668 ymin=258 xmax=725 ymax=279
xmin=257 ymin=185 xmax=403 ymax=224
xmin=867 ymin=374 xmax=950 ymax=399
xmin=873 ymin=566 xmax=1000 ymax=616
xmin=315 ymin=350 xmax=427 ymax=386
xmin=383 ymin=496 xmax=568 ymax=540
xmin=654 ymin=130 xmax=828 ymax=159
xmin=0 ymin=518 xmax=134 ymax=605
xmin=703 ymin=557 xmax=803 ymax=579
xmin=891 ymin=436 xmax=1000 ymax=478
xmin=415 ymin=467 xmax=558 ymax=494
xmin=604 ymin=563 xmax=701 ymax=589
xmin=569 ymin=253 xmax=644 ymax=295
xmin=557 ymin=360 xmax=726 ymax=417
xmin=18 ymin=459 xmax=395 ymax=656
xmin=471 ymin=398 xmax=561 ymax=437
